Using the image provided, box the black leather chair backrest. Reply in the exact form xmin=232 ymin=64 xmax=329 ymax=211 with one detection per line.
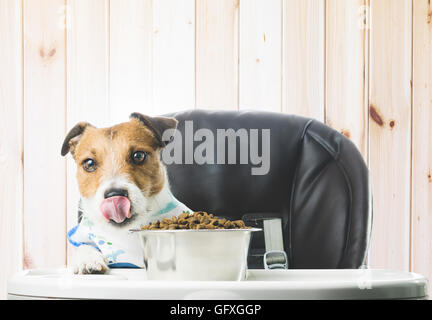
xmin=164 ymin=109 xmax=372 ymax=269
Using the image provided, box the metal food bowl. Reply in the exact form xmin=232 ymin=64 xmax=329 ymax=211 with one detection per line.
xmin=130 ymin=228 xmax=261 ymax=281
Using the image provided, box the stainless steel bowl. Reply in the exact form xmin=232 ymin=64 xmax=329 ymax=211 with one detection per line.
xmin=130 ymin=228 xmax=261 ymax=281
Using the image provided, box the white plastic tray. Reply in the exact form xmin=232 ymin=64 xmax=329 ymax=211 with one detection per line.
xmin=7 ymin=268 xmax=428 ymax=300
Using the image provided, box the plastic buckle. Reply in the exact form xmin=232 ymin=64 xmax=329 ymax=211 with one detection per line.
xmin=263 ymin=250 xmax=288 ymax=270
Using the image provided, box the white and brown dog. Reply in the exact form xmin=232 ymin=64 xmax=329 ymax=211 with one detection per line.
xmin=61 ymin=113 xmax=192 ymax=274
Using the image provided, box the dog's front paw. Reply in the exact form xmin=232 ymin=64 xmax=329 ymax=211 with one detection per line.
xmin=74 ymin=261 xmax=108 ymax=275
xmin=72 ymin=245 xmax=108 ymax=275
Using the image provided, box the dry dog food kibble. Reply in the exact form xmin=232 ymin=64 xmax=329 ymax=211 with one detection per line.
xmin=141 ymin=211 xmax=249 ymax=230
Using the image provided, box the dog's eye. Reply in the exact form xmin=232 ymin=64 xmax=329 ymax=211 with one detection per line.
xmin=131 ymin=151 xmax=148 ymax=165
xmin=82 ymin=158 xmax=97 ymax=172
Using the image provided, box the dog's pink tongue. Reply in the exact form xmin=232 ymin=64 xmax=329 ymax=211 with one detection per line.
xmin=100 ymin=196 xmax=131 ymax=223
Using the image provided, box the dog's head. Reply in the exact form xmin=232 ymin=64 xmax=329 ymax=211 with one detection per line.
xmin=61 ymin=112 xmax=177 ymax=226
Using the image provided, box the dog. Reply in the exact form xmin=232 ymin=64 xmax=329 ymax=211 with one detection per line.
xmin=61 ymin=112 xmax=192 ymax=274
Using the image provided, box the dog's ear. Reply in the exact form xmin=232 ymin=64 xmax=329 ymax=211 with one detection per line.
xmin=61 ymin=122 xmax=93 ymax=157
xmin=130 ymin=112 xmax=178 ymax=148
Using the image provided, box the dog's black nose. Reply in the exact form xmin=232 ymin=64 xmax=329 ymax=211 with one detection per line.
xmin=104 ymin=188 xmax=128 ymax=199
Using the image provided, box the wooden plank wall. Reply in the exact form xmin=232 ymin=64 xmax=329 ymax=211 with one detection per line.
xmin=368 ymin=0 xmax=412 ymax=271
xmin=0 ymin=0 xmax=23 ymax=299
xmin=22 ymin=0 xmax=67 ymax=271
xmin=283 ymin=0 xmax=324 ymax=121
xmin=196 ymin=0 xmax=239 ymax=109
xmin=326 ymin=0 xmax=368 ymax=158
xmin=1 ymin=0 xmax=431 ymax=298
xmin=412 ymin=0 xmax=432 ymax=286
xmin=239 ymin=0 xmax=282 ymax=111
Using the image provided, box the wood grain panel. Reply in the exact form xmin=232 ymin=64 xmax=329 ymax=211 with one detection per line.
xmin=239 ymin=0 xmax=282 ymax=111
xmin=0 ymin=0 xmax=23 ymax=299
xmin=368 ymin=0 xmax=412 ymax=271
xmin=411 ymin=0 xmax=432 ymax=290
xmin=110 ymin=0 xmax=154 ymax=118
xmin=195 ymin=0 xmax=239 ymax=110
xmin=2 ymin=0 xmax=432 ymax=285
xmin=23 ymin=0 xmax=67 ymax=268
xmin=325 ymin=0 xmax=368 ymax=157
xmin=152 ymin=0 xmax=195 ymax=114
xmin=66 ymin=0 xmax=110 ymax=262
xmin=282 ymin=0 xmax=324 ymax=120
